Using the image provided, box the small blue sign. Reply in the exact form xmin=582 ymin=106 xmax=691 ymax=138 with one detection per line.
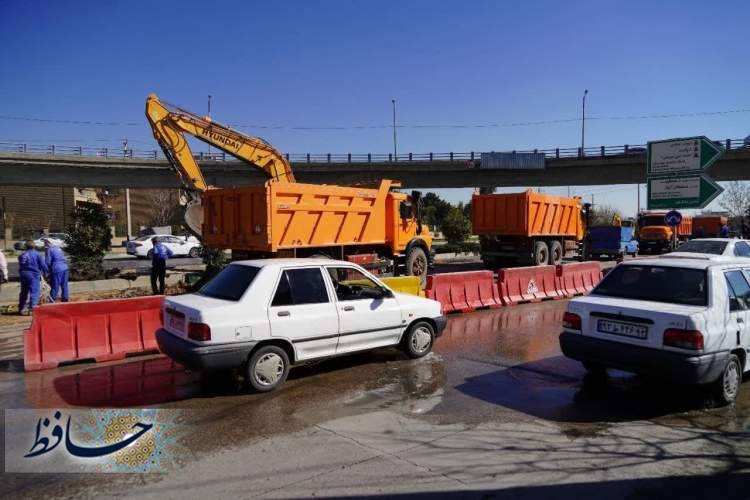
xmin=664 ymin=210 xmax=682 ymax=226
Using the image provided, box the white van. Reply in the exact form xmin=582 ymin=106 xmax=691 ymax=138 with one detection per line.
xmin=560 ymin=254 xmax=750 ymax=404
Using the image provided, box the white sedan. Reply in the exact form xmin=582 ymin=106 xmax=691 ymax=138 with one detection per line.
xmin=560 ymin=255 xmax=750 ymax=405
xmin=671 ymin=238 xmax=750 ymax=258
xmin=126 ymin=234 xmax=202 ymax=259
xmin=156 ymin=259 xmax=446 ymax=392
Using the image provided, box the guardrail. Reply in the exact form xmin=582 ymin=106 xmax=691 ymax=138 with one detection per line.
xmin=0 ymin=139 xmax=746 ymax=164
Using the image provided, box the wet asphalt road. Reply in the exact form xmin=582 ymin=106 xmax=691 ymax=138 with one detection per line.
xmin=1 ymin=299 xmax=748 ymax=498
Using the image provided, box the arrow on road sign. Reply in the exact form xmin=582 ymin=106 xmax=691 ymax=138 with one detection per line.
xmin=647 ymin=174 xmax=724 ymax=209
xmin=647 ymin=136 xmax=725 ymax=176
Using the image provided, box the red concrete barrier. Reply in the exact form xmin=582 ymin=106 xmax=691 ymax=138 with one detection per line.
xmin=497 ymin=265 xmax=561 ymax=306
xmin=556 ymin=262 xmax=603 ymax=297
xmin=24 ymin=296 xmax=165 ymax=372
xmin=425 ymin=271 xmax=501 ymax=313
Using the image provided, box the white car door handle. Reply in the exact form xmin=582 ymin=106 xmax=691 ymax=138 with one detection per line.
xmin=343 ymin=306 xmax=355 ymax=312
xmin=277 ymin=311 xmax=290 ymax=317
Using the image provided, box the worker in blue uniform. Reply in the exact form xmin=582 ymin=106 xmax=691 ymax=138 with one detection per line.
xmin=44 ymin=238 xmax=69 ymax=303
xmin=151 ymin=237 xmax=173 ymax=294
xmin=18 ymin=240 xmax=49 ymax=315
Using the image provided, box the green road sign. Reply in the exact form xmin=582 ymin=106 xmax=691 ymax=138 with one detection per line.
xmin=647 ymin=136 xmax=725 ymax=176
xmin=647 ymin=174 xmax=724 ymax=209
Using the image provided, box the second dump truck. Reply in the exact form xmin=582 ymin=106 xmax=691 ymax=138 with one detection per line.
xmin=472 ymin=189 xmax=585 ymax=267
xmin=637 ymin=211 xmax=693 ymax=254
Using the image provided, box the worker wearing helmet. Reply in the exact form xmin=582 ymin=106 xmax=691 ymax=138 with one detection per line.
xmin=44 ymin=238 xmax=69 ymax=302
xmin=18 ymin=240 xmax=49 ymax=315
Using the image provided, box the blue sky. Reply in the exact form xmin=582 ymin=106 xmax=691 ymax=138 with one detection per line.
xmin=1 ymin=0 xmax=749 ymax=217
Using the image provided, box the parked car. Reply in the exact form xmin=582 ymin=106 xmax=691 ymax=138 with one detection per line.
xmin=671 ymin=238 xmax=750 ymax=258
xmin=560 ymin=254 xmax=750 ymax=405
xmin=14 ymin=232 xmax=69 ymax=250
xmin=156 ymin=259 xmax=446 ymax=392
xmin=126 ymin=234 xmax=201 ymax=259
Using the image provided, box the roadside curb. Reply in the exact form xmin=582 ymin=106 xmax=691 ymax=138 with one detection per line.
xmin=0 ymin=274 xmax=183 ymax=304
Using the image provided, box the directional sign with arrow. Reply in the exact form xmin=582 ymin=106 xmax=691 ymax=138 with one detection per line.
xmin=647 ymin=136 xmax=725 ymax=176
xmin=647 ymin=173 xmax=724 ymax=210
xmin=646 ymin=136 xmax=725 ymax=210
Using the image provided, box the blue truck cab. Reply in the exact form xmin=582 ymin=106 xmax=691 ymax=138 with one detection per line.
xmin=588 ymin=222 xmax=638 ymax=260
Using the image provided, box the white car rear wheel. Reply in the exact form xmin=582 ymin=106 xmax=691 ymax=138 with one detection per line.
xmin=245 ymin=345 xmax=290 ymax=392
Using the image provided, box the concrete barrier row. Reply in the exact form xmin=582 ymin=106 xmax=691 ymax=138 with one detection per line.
xmin=425 ymin=262 xmax=602 ymax=313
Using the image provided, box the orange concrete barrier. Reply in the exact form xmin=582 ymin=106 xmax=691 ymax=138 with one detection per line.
xmin=556 ymin=262 xmax=603 ymax=297
xmin=24 ymin=296 xmax=164 ymax=372
xmin=497 ymin=265 xmax=561 ymax=306
xmin=425 ymin=271 xmax=500 ymax=313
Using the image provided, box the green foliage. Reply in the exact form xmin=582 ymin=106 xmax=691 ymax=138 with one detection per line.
xmin=441 ymin=207 xmax=472 ymax=245
xmin=65 ymin=203 xmax=112 ymax=281
xmin=421 ymin=192 xmax=452 ymax=229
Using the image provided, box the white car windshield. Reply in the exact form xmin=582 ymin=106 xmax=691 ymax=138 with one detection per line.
xmin=593 ymin=265 xmax=708 ymax=306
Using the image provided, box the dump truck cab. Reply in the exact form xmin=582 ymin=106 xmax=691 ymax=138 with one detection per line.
xmin=638 ymin=212 xmax=692 ymax=254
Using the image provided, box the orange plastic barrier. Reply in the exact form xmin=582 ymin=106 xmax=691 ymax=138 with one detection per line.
xmin=425 ymin=271 xmax=501 ymax=313
xmin=24 ymin=296 xmax=164 ymax=372
xmin=497 ymin=265 xmax=561 ymax=306
xmin=556 ymin=262 xmax=603 ymax=297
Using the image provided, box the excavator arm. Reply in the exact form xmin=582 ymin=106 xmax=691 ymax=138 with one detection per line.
xmin=145 ymin=94 xmax=296 ymax=190
xmin=145 ymin=94 xmax=296 ymax=236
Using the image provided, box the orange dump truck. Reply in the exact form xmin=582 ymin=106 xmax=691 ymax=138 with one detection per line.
xmin=692 ymin=215 xmax=728 ymax=238
xmin=202 ymin=179 xmax=433 ymax=282
xmin=637 ymin=211 xmax=693 ymax=254
xmin=472 ymin=189 xmax=585 ymax=267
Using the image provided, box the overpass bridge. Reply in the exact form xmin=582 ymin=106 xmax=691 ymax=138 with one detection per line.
xmin=1 ymin=139 xmax=749 ymax=189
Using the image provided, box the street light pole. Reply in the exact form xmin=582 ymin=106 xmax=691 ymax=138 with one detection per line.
xmin=392 ymin=99 xmax=397 ymax=161
xmin=581 ymin=89 xmax=588 ymax=157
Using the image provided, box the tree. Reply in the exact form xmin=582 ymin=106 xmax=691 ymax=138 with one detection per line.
xmin=146 ymin=189 xmax=181 ymax=227
xmin=421 ymin=192 xmax=452 ymax=230
xmin=65 ymin=203 xmax=112 ymax=281
xmin=441 ymin=207 xmax=471 ymax=245
xmin=719 ymin=181 xmax=750 ymax=219
xmin=590 ymin=204 xmax=622 ymax=226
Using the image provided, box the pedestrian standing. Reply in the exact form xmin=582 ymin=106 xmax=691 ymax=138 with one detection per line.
xmin=18 ymin=240 xmax=48 ymax=315
xmin=44 ymin=238 xmax=69 ymax=302
xmin=150 ymin=237 xmax=173 ymax=295
xmin=719 ymin=222 xmax=730 ymax=238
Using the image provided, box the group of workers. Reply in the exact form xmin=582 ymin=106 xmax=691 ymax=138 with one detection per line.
xmin=14 ymin=239 xmax=70 ymax=315
xmin=1 ymin=235 xmax=173 ymax=315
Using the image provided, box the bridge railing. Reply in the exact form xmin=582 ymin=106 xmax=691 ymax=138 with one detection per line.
xmin=0 ymin=139 xmax=746 ymax=163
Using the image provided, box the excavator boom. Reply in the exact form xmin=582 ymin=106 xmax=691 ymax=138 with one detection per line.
xmin=145 ymin=94 xmax=296 ymax=189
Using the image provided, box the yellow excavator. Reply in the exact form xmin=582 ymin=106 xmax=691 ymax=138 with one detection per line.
xmin=144 ymin=94 xmax=433 ymax=283
xmin=145 ymin=94 xmax=295 ymax=235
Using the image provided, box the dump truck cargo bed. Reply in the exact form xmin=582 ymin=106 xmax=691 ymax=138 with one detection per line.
xmin=472 ymin=189 xmax=583 ymax=239
xmin=202 ymin=180 xmax=425 ymax=253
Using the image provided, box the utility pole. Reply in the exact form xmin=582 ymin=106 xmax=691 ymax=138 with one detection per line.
xmin=581 ymin=89 xmax=588 ymax=157
xmin=391 ymin=99 xmax=397 ymax=161
xmin=637 ymin=184 xmax=640 ymax=214
xmin=125 ymin=188 xmax=132 ymax=240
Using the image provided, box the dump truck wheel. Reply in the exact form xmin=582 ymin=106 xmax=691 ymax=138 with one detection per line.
xmin=533 ymin=242 xmax=549 ymax=266
xmin=407 ymin=246 xmax=428 ymax=287
xmin=549 ymin=240 xmax=563 ymax=265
